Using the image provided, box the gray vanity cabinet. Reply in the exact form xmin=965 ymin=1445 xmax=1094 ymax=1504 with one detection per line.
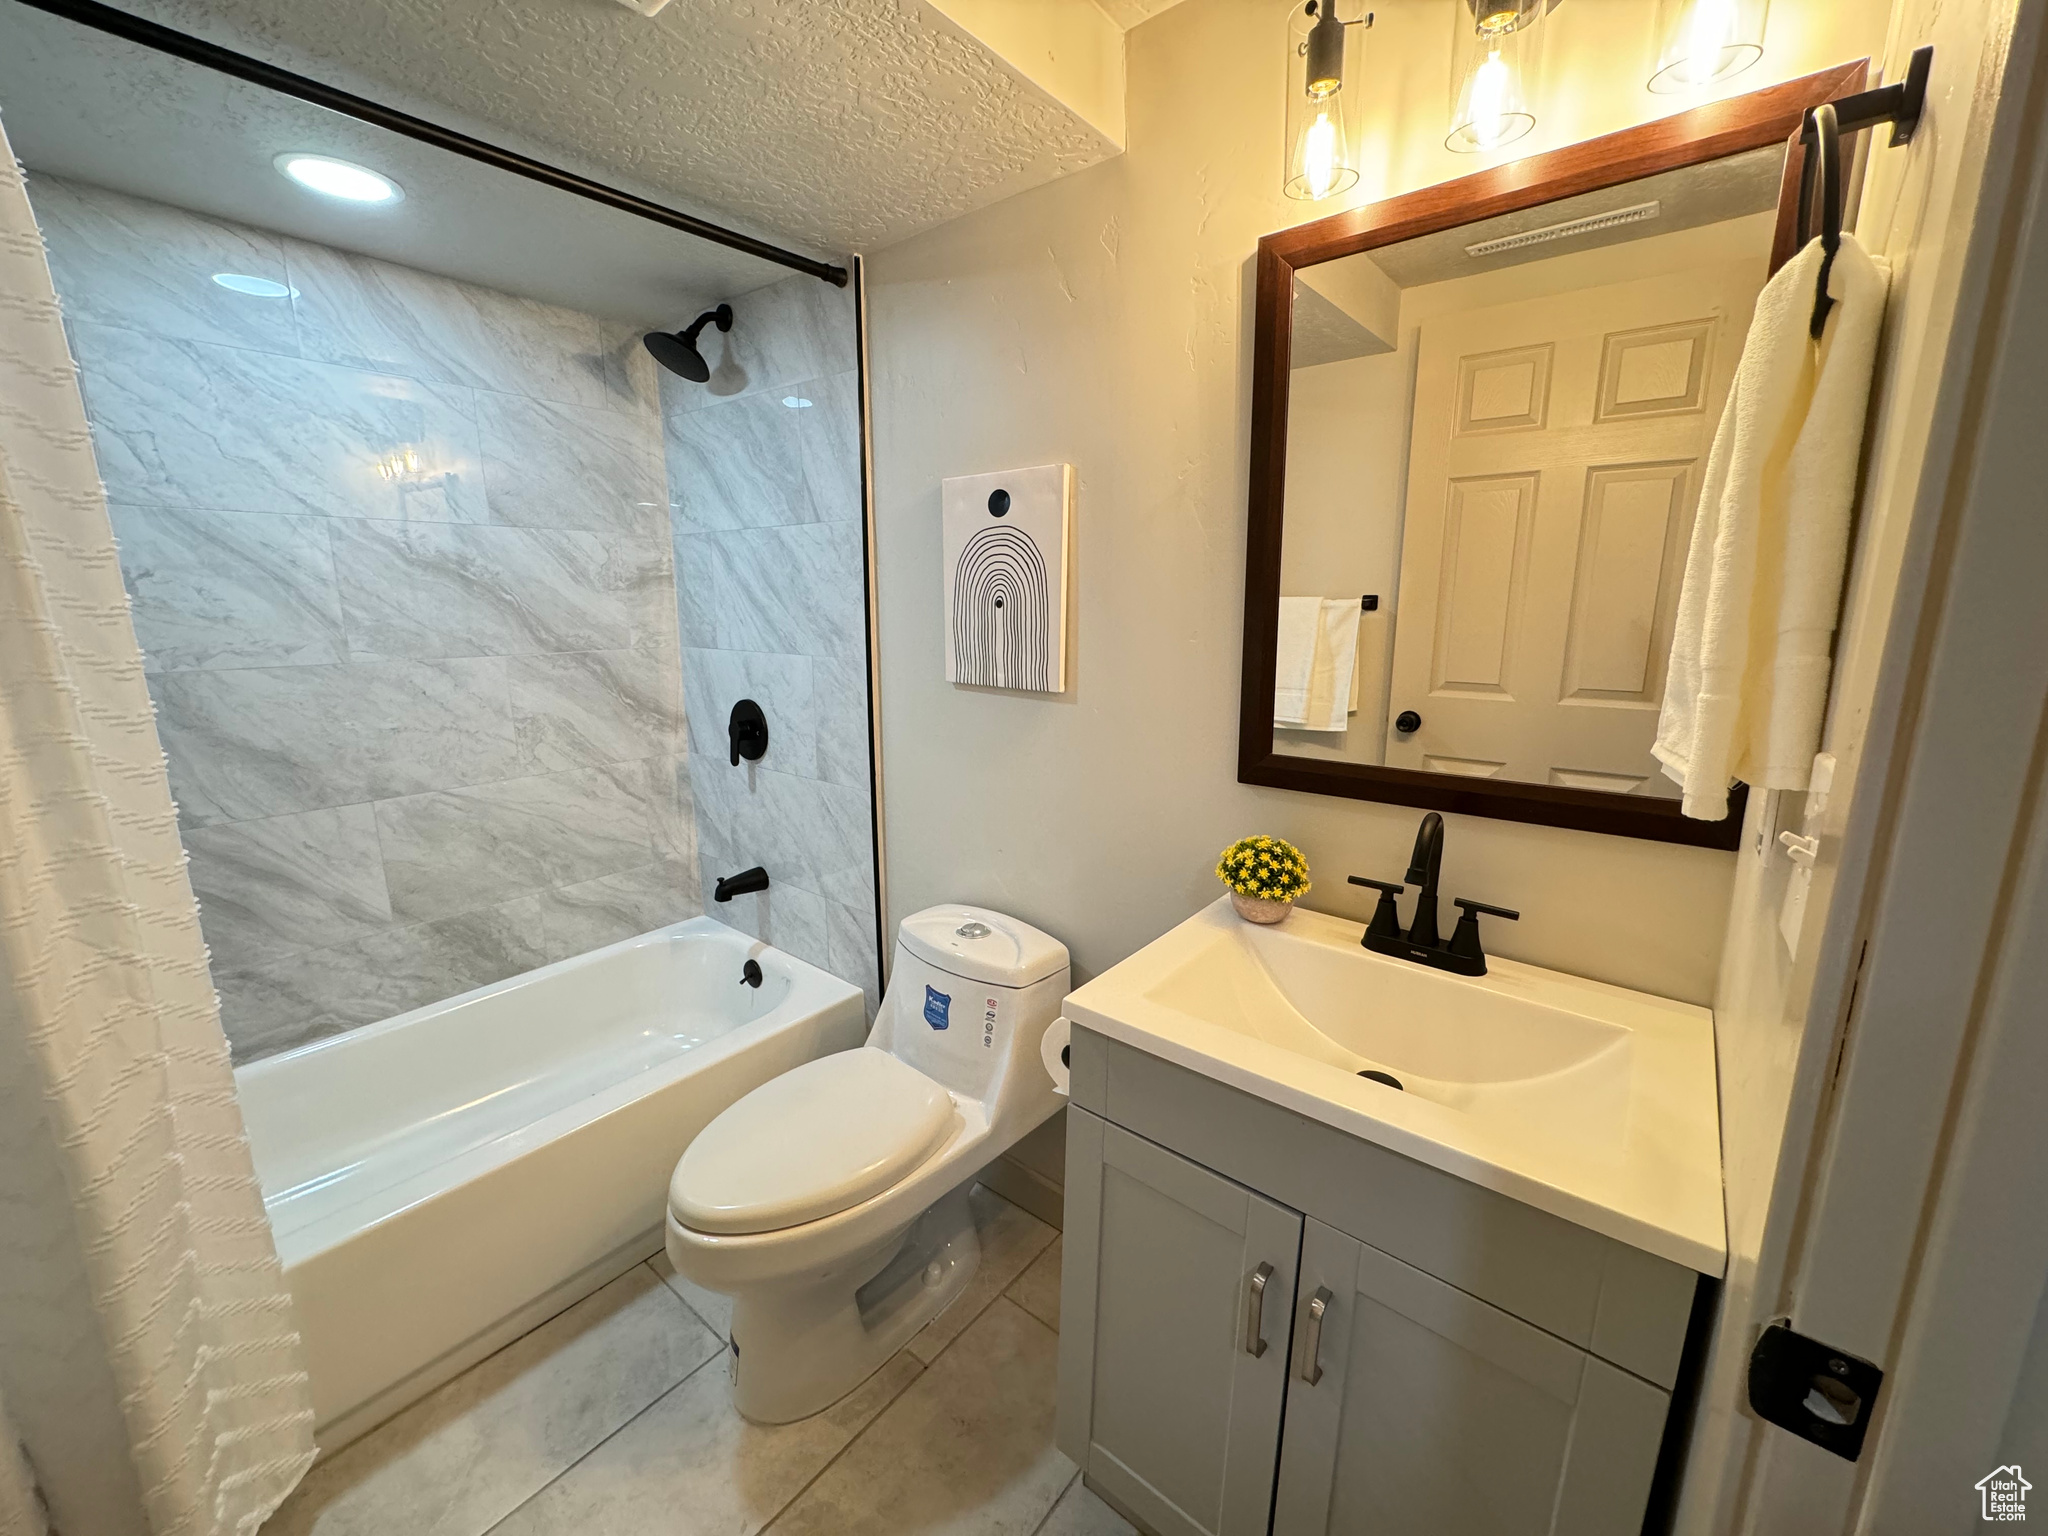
xmin=1057 ymin=1027 xmax=1698 ymax=1536
xmin=1270 ymin=1219 xmax=1668 ymax=1536
xmin=1060 ymin=1110 xmax=1301 ymax=1536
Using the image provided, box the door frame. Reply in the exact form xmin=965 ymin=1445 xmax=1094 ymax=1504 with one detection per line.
xmin=1693 ymin=6 xmax=2048 ymax=1530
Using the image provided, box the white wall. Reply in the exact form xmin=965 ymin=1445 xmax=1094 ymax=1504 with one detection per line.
xmin=867 ymin=0 xmax=1890 ymax=1006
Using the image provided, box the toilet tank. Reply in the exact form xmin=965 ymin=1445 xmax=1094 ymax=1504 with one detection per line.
xmin=869 ymin=905 xmax=1070 ymax=1134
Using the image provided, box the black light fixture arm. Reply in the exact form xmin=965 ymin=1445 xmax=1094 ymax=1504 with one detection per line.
xmin=7 ymin=0 xmax=849 ymax=288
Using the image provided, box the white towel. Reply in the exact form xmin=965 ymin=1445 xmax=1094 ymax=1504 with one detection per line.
xmin=1304 ymin=598 xmax=1360 ymax=732
xmin=1653 ymin=235 xmax=1889 ymax=819
xmin=1274 ymin=596 xmax=1321 ymax=726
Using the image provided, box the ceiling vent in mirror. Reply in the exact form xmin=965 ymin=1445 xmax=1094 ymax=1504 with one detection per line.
xmin=1464 ymin=200 xmax=1661 ymax=258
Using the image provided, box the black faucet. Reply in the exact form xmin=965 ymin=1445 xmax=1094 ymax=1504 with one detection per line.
xmin=1347 ymin=812 xmax=1520 ymax=976
xmin=714 ymin=866 xmax=769 ymax=902
xmin=1405 ymin=812 xmax=1446 ymax=948
xmin=729 ymin=698 xmax=769 ymax=766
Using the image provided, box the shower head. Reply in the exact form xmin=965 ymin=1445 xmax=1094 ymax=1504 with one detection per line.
xmin=644 ymin=303 xmax=734 ymax=382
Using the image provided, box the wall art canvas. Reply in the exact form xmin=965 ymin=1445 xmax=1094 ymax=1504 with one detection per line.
xmin=942 ymin=462 xmax=1072 ymax=692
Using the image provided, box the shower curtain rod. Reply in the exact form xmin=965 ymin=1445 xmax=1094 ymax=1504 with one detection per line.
xmin=7 ymin=0 xmax=851 ymax=288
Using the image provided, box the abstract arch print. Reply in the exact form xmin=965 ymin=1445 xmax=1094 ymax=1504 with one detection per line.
xmin=953 ymin=525 xmax=1052 ymax=690
xmin=942 ymin=463 xmax=1072 ymax=692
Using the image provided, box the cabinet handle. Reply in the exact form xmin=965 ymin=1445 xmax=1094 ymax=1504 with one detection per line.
xmin=1296 ymin=1286 xmax=1333 ymax=1385
xmin=1241 ymin=1262 xmax=1275 ymax=1357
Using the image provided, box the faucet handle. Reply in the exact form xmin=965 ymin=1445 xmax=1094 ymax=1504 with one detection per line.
xmin=1452 ymin=897 xmax=1519 ymax=922
xmin=1447 ymin=897 xmax=1518 ymax=973
xmin=1348 ymin=876 xmax=1406 ymax=943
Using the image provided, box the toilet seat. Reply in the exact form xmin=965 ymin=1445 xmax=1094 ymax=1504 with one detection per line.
xmin=670 ymin=1048 xmax=956 ymax=1235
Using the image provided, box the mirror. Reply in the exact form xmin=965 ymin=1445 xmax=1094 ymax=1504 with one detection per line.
xmin=1240 ymin=67 xmax=1867 ymax=847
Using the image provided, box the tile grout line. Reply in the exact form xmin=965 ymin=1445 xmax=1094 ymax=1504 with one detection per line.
xmin=1024 ymin=1469 xmax=1086 ymax=1536
xmin=475 ymin=1287 xmax=732 ymax=1536
xmin=751 ymin=1350 xmax=929 ymax=1536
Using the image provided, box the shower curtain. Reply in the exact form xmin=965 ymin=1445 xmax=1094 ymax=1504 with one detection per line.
xmin=0 ymin=128 xmax=315 ymax=1535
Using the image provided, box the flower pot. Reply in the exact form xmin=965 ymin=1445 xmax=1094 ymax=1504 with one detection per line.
xmin=1231 ymin=892 xmax=1294 ymax=925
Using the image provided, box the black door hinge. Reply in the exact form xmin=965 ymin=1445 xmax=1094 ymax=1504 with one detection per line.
xmin=1747 ymin=1321 xmax=1885 ymax=1461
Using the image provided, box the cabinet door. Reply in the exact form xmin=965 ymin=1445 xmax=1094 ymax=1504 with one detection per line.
xmin=1058 ymin=1110 xmax=1302 ymax=1536
xmin=1272 ymin=1219 xmax=1669 ymax=1536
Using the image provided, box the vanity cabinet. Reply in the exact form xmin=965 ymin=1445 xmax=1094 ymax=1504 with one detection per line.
xmin=1056 ymin=1028 xmax=1701 ymax=1536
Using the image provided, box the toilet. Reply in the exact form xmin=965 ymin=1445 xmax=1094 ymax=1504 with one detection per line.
xmin=665 ymin=904 xmax=1070 ymax=1424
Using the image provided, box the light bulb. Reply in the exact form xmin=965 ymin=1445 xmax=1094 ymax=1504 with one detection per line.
xmin=1446 ymin=1 xmax=1539 ymax=154
xmin=1304 ymin=109 xmax=1339 ymax=199
xmin=1649 ymin=0 xmax=1766 ymax=93
xmin=1468 ymin=51 xmax=1512 ymax=147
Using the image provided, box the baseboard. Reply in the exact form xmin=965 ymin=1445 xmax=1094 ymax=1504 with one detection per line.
xmin=312 ymin=1226 xmax=665 ymax=1459
xmin=1083 ymin=1472 xmax=1164 ymax=1536
xmin=978 ymin=1153 xmax=1065 ymax=1231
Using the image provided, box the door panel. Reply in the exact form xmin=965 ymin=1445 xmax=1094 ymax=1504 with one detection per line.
xmin=1066 ymin=1113 xmax=1303 ymax=1536
xmin=1386 ymin=259 xmax=1761 ymax=793
xmin=1272 ymin=1219 xmax=1668 ymax=1536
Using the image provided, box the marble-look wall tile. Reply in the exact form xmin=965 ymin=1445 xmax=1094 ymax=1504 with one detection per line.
xmin=333 ymin=520 xmax=626 ymax=660
xmin=597 ymin=320 xmax=663 ymax=421
xmin=217 ymin=897 xmax=549 ymax=1061
xmin=109 ymin=504 xmax=344 ymax=672
xmin=475 ymin=390 xmax=664 ymax=534
xmin=149 ymin=656 xmax=521 ymax=826
xmin=285 ymin=239 xmax=608 ymax=409
xmin=681 ymin=648 xmax=814 ymax=774
xmin=611 ymin=508 xmax=687 ymax=650
xmin=510 ymin=646 xmax=680 ymax=771
xmin=374 ymin=762 xmax=656 ymax=923
xmin=825 ymin=895 xmax=882 ymax=1016
xmin=649 ymin=756 xmax=697 ymax=870
xmin=665 ymin=391 xmax=816 ymax=533
xmin=794 ymin=370 xmax=864 ymax=523
xmin=183 ymin=804 xmax=392 ymax=970
xmin=688 ymin=759 xmax=871 ymax=908
xmin=30 ymin=176 xmax=300 ymax=355
xmin=673 ymin=520 xmax=866 ymax=660
xmin=813 ymin=653 xmax=872 ymax=791
xmin=536 ymin=861 xmax=701 ymax=964
xmin=70 ymin=322 xmax=486 ymax=523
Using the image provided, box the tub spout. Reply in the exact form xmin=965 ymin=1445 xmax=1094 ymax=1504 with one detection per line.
xmin=715 ymin=866 xmax=770 ymax=902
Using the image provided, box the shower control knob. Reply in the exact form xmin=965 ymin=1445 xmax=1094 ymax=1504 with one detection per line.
xmin=1395 ymin=710 xmax=1422 ymax=734
xmin=729 ymin=699 xmax=769 ymax=765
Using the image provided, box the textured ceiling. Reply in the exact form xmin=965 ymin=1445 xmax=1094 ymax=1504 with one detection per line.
xmin=123 ymin=0 xmax=1127 ymax=254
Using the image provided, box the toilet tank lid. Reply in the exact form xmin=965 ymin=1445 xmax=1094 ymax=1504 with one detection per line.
xmin=897 ymin=905 xmax=1068 ymax=989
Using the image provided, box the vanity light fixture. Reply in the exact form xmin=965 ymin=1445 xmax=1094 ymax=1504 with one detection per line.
xmin=1648 ymin=0 xmax=1767 ymax=93
xmin=1283 ymin=1 xmax=1373 ymax=202
xmin=1446 ymin=0 xmax=1551 ymax=154
xmin=274 ymin=153 xmax=404 ymax=204
xmin=211 ymin=273 xmax=297 ymax=298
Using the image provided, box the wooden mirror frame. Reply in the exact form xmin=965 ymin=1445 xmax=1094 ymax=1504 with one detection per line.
xmin=1238 ymin=61 xmax=1868 ymax=850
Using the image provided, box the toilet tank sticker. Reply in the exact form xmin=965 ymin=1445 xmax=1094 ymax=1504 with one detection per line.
xmin=923 ymin=985 xmax=951 ymax=1030
xmin=983 ymin=997 xmax=999 ymax=1048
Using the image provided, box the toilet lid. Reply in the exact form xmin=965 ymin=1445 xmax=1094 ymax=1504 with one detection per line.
xmin=669 ymin=1049 xmax=956 ymax=1235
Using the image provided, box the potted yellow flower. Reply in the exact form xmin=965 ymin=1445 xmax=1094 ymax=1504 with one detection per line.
xmin=1216 ymin=835 xmax=1310 ymax=925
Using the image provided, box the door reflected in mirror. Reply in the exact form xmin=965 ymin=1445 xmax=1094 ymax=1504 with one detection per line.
xmin=1273 ymin=146 xmax=1784 ymax=799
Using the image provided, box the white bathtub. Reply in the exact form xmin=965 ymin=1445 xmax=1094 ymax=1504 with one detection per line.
xmin=235 ymin=916 xmax=866 ymax=1446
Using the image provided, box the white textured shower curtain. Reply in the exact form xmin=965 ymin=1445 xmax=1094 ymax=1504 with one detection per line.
xmin=0 ymin=130 xmax=315 ymax=1534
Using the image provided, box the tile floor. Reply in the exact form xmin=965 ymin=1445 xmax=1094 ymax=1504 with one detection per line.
xmin=267 ymin=1186 xmax=1134 ymax=1536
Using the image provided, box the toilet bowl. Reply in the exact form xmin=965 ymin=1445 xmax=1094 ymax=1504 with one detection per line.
xmin=665 ymin=904 xmax=1070 ymax=1424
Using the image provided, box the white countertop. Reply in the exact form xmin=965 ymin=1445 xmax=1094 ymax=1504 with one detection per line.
xmin=1062 ymin=898 xmax=1726 ymax=1275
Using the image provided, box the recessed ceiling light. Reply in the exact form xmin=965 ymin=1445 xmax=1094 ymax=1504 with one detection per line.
xmin=782 ymin=396 xmax=812 ymax=409
xmin=274 ymin=153 xmax=403 ymax=204
xmin=212 ymin=273 xmax=297 ymax=298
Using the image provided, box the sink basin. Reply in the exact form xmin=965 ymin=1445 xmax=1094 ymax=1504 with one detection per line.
xmin=1062 ymin=897 xmax=1724 ymax=1272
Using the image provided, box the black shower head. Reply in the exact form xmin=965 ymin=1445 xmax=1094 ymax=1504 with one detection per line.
xmin=644 ymin=303 xmax=734 ymax=382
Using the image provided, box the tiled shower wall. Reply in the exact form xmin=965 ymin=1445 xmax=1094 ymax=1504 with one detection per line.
xmin=663 ymin=274 xmax=880 ymax=1008
xmin=33 ymin=176 xmax=700 ymax=1062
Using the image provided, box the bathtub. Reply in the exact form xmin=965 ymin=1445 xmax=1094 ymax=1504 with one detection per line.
xmin=234 ymin=916 xmax=866 ymax=1446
